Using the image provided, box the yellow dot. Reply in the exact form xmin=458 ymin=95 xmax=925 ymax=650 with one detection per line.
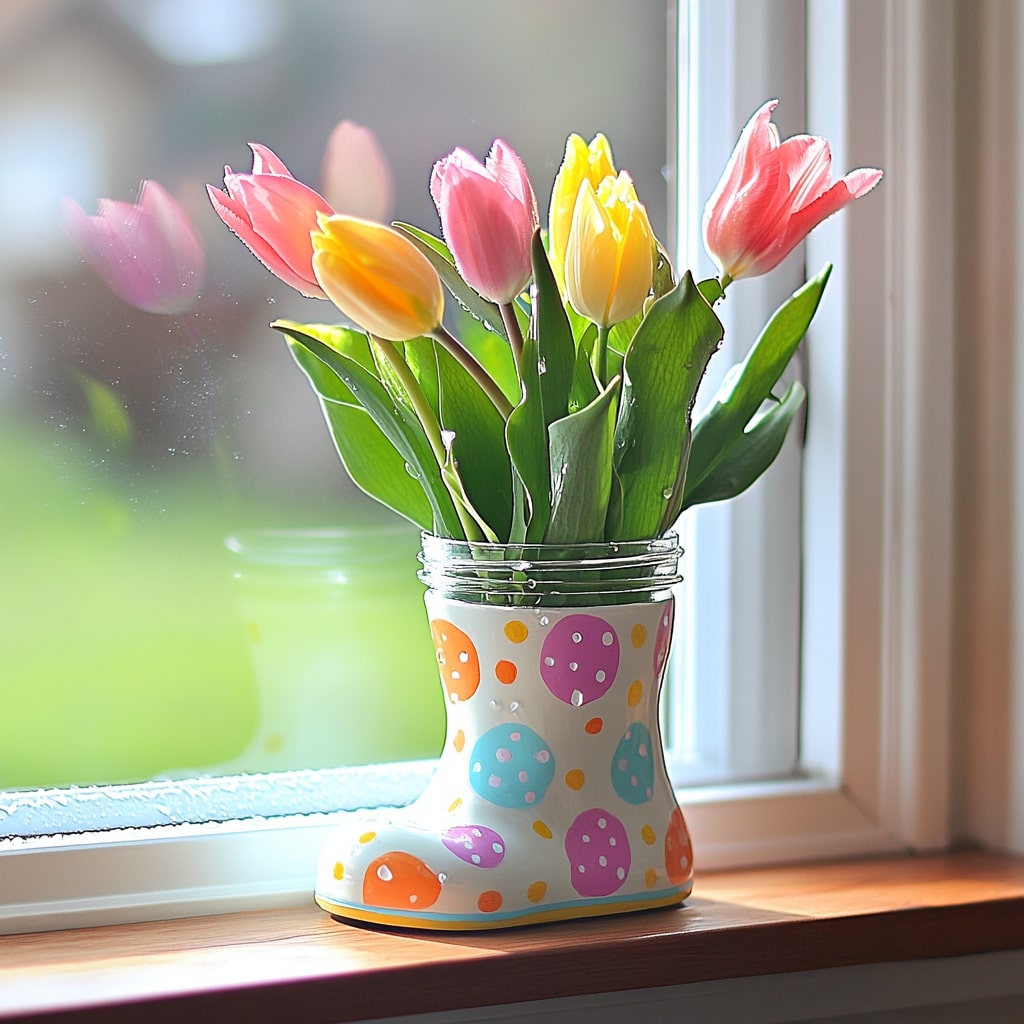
xmin=585 ymin=716 xmax=604 ymax=735
xmin=631 ymin=623 xmax=647 ymax=648
xmin=565 ymin=769 xmax=585 ymax=791
xmin=358 ymin=831 xmax=377 ymax=844
xmin=333 ymin=862 xmax=345 ymax=880
xmin=527 ymin=881 xmax=548 ymax=903
xmin=478 ymin=889 xmax=503 ymax=913
xmin=645 ymin=868 xmax=658 ymax=889
xmin=504 ymin=620 xmax=529 ymax=643
xmin=453 ymin=728 xmax=465 ymax=752
xmin=495 ymin=659 xmax=518 ymax=684
xmin=533 ymin=820 xmax=553 ymax=839
xmin=641 ymin=825 xmax=657 ymax=846
xmin=627 ymin=680 xmax=644 ymax=707
xmin=448 ymin=797 xmax=463 ymax=813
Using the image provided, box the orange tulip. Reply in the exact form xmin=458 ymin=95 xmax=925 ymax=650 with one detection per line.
xmin=311 ymin=214 xmax=444 ymax=341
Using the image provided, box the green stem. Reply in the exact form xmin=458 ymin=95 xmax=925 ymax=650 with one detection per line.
xmin=371 ymin=338 xmax=484 ymax=542
xmin=720 ymin=273 xmax=733 ymax=292
xmin=593 ymin=323 xmax=611 ymax=388
xmin=499 ymin=302 xmax=524 ymax=374
xmin=431 ymin=325 xmax=514 ymax=419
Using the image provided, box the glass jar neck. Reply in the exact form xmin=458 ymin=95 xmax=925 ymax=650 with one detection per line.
xmin=418 ymin=534 xmax=682 ymax=606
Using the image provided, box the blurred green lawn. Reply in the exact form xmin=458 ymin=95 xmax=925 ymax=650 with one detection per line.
xmin=0 ymin=431 xmax=444 ymax=790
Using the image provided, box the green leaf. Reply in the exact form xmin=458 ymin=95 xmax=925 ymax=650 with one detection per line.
xmin=569 ymin=340 xmax=600 ymax=414
xmin=435 ymin=344 xmax=514 ymax=540
xmin=275 ymin=320 xmax=464 ymax=538
xmin=451 ymin=304 xmax=520 ymax=406
xmin=531 ymin=231 xmax=575 ymax=428
xmin=505 ymin=233 xmax=577 ymax=543
xmin=683 ymin=381 xmax=806 ymax=507
xmin=394 ymin=223 xmax=507 ymax=342
xmin=612 ymin=271 xmax=724 ymax=540
xmin=73 ymin=370 xmax=133 ymax=449
xmin=684 ymin=264 xmax=831 ymax=504
xmin=317 ymin=399 xmax=435 ymax=530
xmin=544 ymin=376 xmax=620 ymax=544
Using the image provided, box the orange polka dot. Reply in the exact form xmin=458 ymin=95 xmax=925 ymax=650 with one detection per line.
xmin=495 ymin=659 xmax=518 ymax=684
xmin=431 ymin=619 xmax=481 ymax=703
xmin=453 ymin=729 xmax=465 ymax=752
xmin=565 ymin=769 xmax=585 ymax=790
xmin=363 ymin=852 xmax=442 ymax=910
xmin=532 ymin=820 xmax=553 ymax=839
xmin=527 ymin=881 xmax=548 ymax=903
xmin=627 ymin=680 xmax=643 ymax=707
xmin=358 ymin=831 xmax=377 ymax=844
xmin=584 ymin=717 xmax=604 ymax=735
xmin=640 ymin=825 xmax=656 ymax=846
xmin=477 ymin=889 xmax=503 ymax=913
xmin=645 ymin=868 xmax=658 ymax=889
xmin=333 ymin=862 xmax=345 ymax=880
xmin=631 ymin=623 xmax=647 ymax=648
xmin=664 ymin=807 xmax=694 ymax=886
xmin=504 ymin=620 xmax=528 ymax=643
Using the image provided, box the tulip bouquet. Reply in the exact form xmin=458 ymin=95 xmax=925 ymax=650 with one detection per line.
xmin=208 ymin=101 xmax=881 ymax=545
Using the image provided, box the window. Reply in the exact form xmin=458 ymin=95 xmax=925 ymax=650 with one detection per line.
xmin=3 ymin=0 xmax=1012 ymax=934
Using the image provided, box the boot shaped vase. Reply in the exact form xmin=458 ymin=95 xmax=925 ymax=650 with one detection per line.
xmin=314 ymin=535 xmax=694 ymax=930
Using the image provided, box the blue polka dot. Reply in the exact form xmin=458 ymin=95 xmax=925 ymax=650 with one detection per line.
xmin=610 ymin=723 xmax=655 ymax=804
xmin=469 ymin=724 xmax=555 ymax=808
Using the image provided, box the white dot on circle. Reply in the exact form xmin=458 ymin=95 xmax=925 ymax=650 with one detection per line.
xmin=493 ymin=843 xmax=504 ymax=854
xmin=410 ymin=894 xmax=418 ymax=903
xmin=377 ymin=865 xmax=393 ymax=881
xmin=488 ymin=775 xmax=502 ymax=788
xmin=569 ymin=661 xmax=579 ymax=672
xmin=519 ymin=770 xmax=529 ymax=782
xmin=459 ymin=651 xmax=469 ymax=663
xmin=609 ymin=837 xmax=617 ymax=847
xmin=597 ymin=817 xmax=608 ymax=829
xmin=602 ymin=632 xmax=614 ymax=646
xmin=599 ymin=856 xmax=608 ymax=867
xmin=617 ymin=867 xmax=626 ymax=880
xmin=544 ymin=657 xmax=555 ymax=667
xmin=595 ymin=670 xmax=606 ymax=683
xmin=582 ymin=833 xmax=591 ymax=843
xmin=472 ymin=854 xmax=481 ymax=864
xmin=571 ymin=632 xmax=583 ymax=643
xmin=571 ymin=690 xmax=584 ymax=707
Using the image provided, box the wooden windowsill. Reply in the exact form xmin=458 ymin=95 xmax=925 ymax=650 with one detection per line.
xmin=3 ymin=849 xmax=1024 ymax=1023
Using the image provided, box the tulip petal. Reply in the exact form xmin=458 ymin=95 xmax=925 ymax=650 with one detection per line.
xmin=702 ymin=100 xmax=883 ymax=281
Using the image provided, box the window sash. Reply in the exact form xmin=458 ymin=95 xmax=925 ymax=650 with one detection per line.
xmin=0 ymin=0 xmax=964 ymax=934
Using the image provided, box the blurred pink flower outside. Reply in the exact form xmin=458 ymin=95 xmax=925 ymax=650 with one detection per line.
xmin=319 ymin=120 xmax=394 ymax=224
xmin=62 ymin=180 xmax=205 ymax=315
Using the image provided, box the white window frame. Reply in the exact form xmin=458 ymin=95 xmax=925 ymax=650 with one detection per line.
xmin=0 ymin=0 xmax=981 ymax=934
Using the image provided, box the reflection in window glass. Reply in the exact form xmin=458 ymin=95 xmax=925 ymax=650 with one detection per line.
xmin=0 ymin=0 xmax=671 ymax=789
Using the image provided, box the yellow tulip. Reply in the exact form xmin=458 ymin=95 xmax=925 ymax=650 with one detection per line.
xmin=564 ymin=172 xmax=654 ymax=328
xmin=548 ymin=133 xmax=616 ymax=289
xmin=311 ymin=214 xmax=444 ymax=341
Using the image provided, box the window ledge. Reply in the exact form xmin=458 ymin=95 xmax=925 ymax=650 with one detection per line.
xmin=2 ymin=849 xmax=1023 ymax=1023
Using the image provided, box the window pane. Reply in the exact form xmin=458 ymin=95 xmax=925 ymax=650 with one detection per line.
xmin=0 ymin=0 xmax=671 ymax=790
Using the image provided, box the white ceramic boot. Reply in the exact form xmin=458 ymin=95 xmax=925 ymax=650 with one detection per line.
xmin=314 ymin=537 xmax=694 ymax=930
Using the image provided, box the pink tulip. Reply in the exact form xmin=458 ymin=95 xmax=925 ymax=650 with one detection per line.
xmin=430 ymin=139 xmax=538 ymax=304
xmin=319 ymin=120 xmax=394 ymax=223
xmin=207 ymin=143 xmax=333 ymax=298
xmin=702 ymin=100 xmax=883 ymax=283
xmin=61 ymin=180 xmax=204 ymax=315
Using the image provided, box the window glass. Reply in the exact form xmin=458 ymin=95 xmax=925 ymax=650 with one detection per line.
xmin=0 ymin=0 xmax=672 ymax=790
